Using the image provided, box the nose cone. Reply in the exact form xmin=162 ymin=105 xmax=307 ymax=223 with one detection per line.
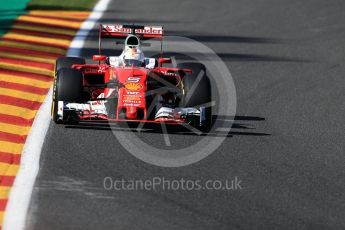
xmin=115 ymin=68 xmax=148 ymax=120
xmin=126 ymin=106 xmax=137 ymax=119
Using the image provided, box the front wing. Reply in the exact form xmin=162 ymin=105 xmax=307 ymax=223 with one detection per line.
xmin=55 ymin=100 xmax=207 ymax=126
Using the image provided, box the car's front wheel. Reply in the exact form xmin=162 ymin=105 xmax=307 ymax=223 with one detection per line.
xmin=178 ymin=62 xmax=212 ymax=131
xmin=52 ymin=68 xmax=83 ymax=123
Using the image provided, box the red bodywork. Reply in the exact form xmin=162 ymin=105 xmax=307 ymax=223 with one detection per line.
xmin=115 ymin=67 xmax=147 ymax=119
xmin=71 ymin=62 xmax=190 ymax=124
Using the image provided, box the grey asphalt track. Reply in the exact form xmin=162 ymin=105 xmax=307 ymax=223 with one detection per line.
xmin=26 ymin=0 xmax=345 ymax=229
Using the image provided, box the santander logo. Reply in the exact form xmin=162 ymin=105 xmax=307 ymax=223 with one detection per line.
xmin=104 ymin=25 xmax=163 ymax=35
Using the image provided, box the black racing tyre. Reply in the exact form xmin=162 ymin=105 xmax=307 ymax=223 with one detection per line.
xmin=177 ymin=62 xmax=212 ymax=130
xmin=52 ymin=57 xmax=85 ymax=123
xmin=55 ymin=57 xmax=85 ymax=73
xmin=51 ymin=68 xmax=83 ymax=123
xmin=56 ymin=68 xmax=83 ymax=102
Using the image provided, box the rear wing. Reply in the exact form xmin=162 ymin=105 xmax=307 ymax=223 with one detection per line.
xmin=98 ymin=24 xmax=164 ymax=55
xmin=100 ymin=24 xmax=163 ymax=39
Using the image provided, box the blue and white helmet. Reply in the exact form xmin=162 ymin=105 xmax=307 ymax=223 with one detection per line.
xmin=122 ymin=35 xmax=145 ymax=66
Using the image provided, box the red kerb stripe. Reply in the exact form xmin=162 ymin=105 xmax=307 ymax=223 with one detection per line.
xmin=0 ymin=152 xmax=21 ymax=164
xmin=0 ymin=132 xmax=27 ymax=144
xmin=0 ymin=114 xmax=34 ymax=126
xmin=0 ymin=81 xmax=49 ymax=95
xmin=0 ymin=95 xmax=42 ymax=110
xmin=0 ymin=69 xmax=53 ymax=82
xmin=0 ymin=57 xmax=54 ymax=70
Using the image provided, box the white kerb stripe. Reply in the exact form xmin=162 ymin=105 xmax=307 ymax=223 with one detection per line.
xmin=68 ymin=0 xmax=112 ymax=57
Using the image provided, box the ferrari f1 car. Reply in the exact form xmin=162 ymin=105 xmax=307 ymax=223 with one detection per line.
xmin=51 ymin=24 xmax=212 ymax=130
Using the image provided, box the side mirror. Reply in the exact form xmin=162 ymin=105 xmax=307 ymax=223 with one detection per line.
xmin=93 ymin=55 xmax=107 ymax=62
xmin=158 ymin=58 xmax=172 ymax=67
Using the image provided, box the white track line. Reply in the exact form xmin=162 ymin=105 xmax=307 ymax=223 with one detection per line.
xmin=3 ymin=0 xmax=111 ymax=229
xmin=68 ymin=0 xmax=111 ymax=57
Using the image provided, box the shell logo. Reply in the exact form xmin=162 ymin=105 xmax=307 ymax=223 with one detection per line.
xmin=124 ymin=82 xmax=143 ymax=91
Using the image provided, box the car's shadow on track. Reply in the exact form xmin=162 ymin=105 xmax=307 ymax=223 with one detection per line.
xmin=64 ymin=115 xmax=270 ymax=138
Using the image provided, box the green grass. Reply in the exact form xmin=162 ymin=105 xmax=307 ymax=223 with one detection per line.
xmin=0 ymin=0 xmax=30 ymax=35
xmin=0 ymin=0 xmax=98 ymax=36
xmin=27 ymin=0 xmax=99 ymax=11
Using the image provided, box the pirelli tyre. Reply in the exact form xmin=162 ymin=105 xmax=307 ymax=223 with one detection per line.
xmin=178 ymin=62 xmax=212 ymax=131
xmin=52 ymin=57 xmax=85 ymax=123
xmin=51 ymin=68 xmax=83 ymax=123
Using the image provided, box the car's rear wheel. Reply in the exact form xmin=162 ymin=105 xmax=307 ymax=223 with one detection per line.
xmin=52 ymin=68 xmax=83 ymax=123
xmin=146 ymin=72 xmax=162 ymax=120
xmin=178 ymin=62 xmax=212 ymax=131
xmin=55 ymin=57 xmax=85 ymax=73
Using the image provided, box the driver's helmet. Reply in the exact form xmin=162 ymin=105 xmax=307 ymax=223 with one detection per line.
xmin=122 ymin=35 xmax=145 ymax=67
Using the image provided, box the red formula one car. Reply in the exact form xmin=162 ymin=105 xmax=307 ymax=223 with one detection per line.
xmin=51 ymin=24 xmax=212 ymax=130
